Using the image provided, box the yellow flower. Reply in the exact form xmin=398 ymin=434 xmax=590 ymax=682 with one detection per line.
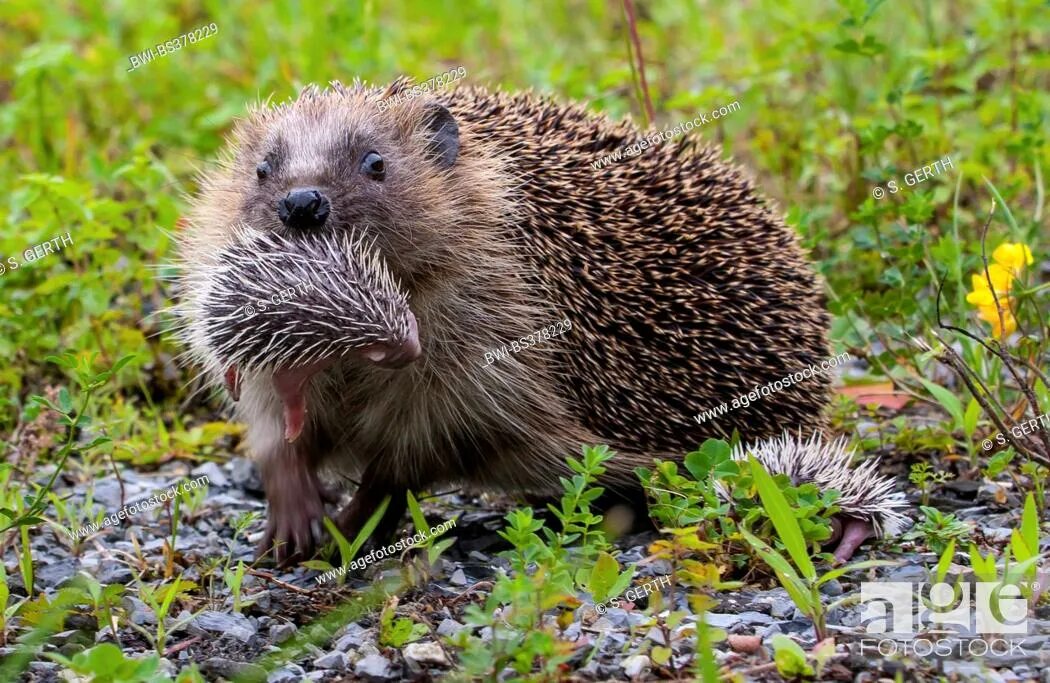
xmin=965 ymin=242 xmax=1032 ymax=339
xmin=976 ymin=302 xmax=1017 ymax=338
xmin=965 ymin=265 xmax=1014 ymax=306
xmin=992 ymin=242 xmax=1034 ymax=275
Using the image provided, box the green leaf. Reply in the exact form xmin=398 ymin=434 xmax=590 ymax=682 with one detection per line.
xmin=586 ymin=551 xmax=621 ymax=603
xmin=696 ymin=616 xmax=721 ymax=683
xmin=968 ymin=545 xmax=997 ymax=583
xmin=684 ymin=439 xmax=736 ymax=481
xmin=739 ymin=527 xmax=812 ymax=612
xmin=651 ymin=645 xmax=672 ymax=665
xmin=1020 ymin=493 xmax=1038 ymax=558
xmin=405 ymin=491 xmax=428 ymax=542
xmin=918 ymin=378 xmax=965 ymax=431
xmin=57 ymin=387 xmax=73 ymax=413
xmin=771 ymin=634 xmax=813 ymax=677
xmin=748 ymin=456 xmax=815 ymax=580
xmin=963 ymin=398 xmax=981 ymax=439
xmin=816 ymin=559 xmax=897 ymax=586
xmin=935 ymin=538 xmax=956 ymax=583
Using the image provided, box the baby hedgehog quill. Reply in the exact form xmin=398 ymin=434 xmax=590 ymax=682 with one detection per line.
xmin=728 ymin=432 xmax=910 ymax=562
xmin=174 ymin=78 xmax=836 ymax=564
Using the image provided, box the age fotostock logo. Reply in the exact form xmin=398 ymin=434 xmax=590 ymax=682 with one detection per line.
xmin=859 ymin=581 xmax=1031 ymax=657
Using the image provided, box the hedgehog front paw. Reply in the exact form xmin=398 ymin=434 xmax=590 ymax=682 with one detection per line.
xmin=828 ymin=515 xmax=876 ymax=564
xmin=256 ymin=455 xmax=330 ymax=566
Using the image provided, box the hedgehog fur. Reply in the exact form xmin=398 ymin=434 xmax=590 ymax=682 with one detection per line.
xmin=175 ymin=78 xmax=835 ymax=561
xmin=194 ymin=228 xmax=412 ymax=373
xmin=726 ymin=432 xmax=910 ymax=560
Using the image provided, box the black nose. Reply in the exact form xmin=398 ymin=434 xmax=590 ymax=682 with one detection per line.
xmin=277 ymin=189 xmax=330 ymax=229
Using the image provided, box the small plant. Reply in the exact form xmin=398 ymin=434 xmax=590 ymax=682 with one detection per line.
xmin=377 ymin=596 xmax=427 ymax=647
xmin=905 ymin=506 xmax=972 ymax=555
xmin=49 ymin=643 xmax=165 ymax=683
xmin=908 ymin=462 xmax=953 ymax=506
xmin=639 ymin=439 xmax=841 ymax=576
xmin=222 ymin=560 xmax=250 ymax=613
xmin=69 ymin=573 xmax=125 ymax=644
xmin=451 ymin=445 xmax=618 ymax=679
xmin=740 ymin=456 xmax=893 ymax=640
xmin=404 ymin=490 xmax=458 ymax=571
xmin=0 ymin=564 xmax=28 ymax=646
xmin=302 ymin=495 xmax=390 ymax=585
xmin=127 ymin=575 xmax=199 ymax=658
xmin=0 ymin=353 xmax=134 ymax=535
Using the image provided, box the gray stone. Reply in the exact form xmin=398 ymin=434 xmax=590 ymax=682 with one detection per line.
xmin=92 ymin=479 xmax=125 ymax=508
xmin=268 ymin=666 xmax=305 ymax=683
xmin=449 ymin=568 xmax=468 ymax=586
xmin=436 ymin=618 xmax=466 ymax=638
xmin=122 ymin=596 xmax=156 ymax=626
xmin=943 ymin=660 xmax=994 ymax=680
xmin=622 ymin=654 xmax=649 ymax=677
xmin=819 ymin=579 xmax=844 ymax=596
xmin=156 ymin=658 xmax=177 ymax=677
xmin=770 ymin=596 xmax=796 ymax=619
xmin=562 ymin=622 xmax=581 ymax=639
xmin=602 ymin=607 xmax=631 ymax=628
xmin=269 ymin=622 xmax=297 ymax=644
xmin=887 ymin=564 xmax=927 ymax=582
xmin=703 ymin=612 xmax=742 ymax=630
xmin=334 ymin=623 xmax=370 ymax=651
xmin=984 ymin=527 xmax=1013 ymax=543
xmin=644 ymin=627 xmax=667 ymax=645
xmin=36 ymin=561 xmax=77 ymax=588
xmin=192 ymin=610 xmax=256 ymax=643
xmin=202 ymin=658 xmax=267 ymax=680
xmin=314 ymin=650 xmax=348 ymax=670
xmin=192 ymin=461 xmax=228 ymax=487
xmin=403 ymin=641 xmax=450 ymax=669
xmin=97 ymin=563 xmax=133 ymax=584
xmin=738 ymin=611 xmax=773 ymax=625
xmin=355 ymin=653 xmax=396 ymax=680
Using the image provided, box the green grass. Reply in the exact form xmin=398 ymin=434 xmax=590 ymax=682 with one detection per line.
xmin=1 ymin=0 xmax=1048 ymax=679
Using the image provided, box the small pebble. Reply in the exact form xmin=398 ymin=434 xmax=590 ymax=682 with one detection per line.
xmin=728 ymin=634 xmax=762 ymax=654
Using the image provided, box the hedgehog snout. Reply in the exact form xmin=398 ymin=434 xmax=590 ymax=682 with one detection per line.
xmin=277 ymin=188 xmax=331 ymax=230
xmin=358 ymin=308 xmax=421 ymax=368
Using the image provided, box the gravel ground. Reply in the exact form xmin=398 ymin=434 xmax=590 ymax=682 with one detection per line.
xmin=7 ymin=454 xmax=1050 ymax=682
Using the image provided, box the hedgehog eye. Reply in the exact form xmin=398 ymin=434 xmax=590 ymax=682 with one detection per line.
xmin=256 ymin=160 xmax=271 ymax=181
xmin=361 ymin=151 xmax=385 ymax=181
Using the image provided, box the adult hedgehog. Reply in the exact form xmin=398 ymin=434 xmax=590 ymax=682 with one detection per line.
xmin=174 ymin=78 xmax=832 ymax=564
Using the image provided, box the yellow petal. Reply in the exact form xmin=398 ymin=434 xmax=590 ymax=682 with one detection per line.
xmin=992 ymin=312 xmax=1017 ymax=339
xmin=992 ymin=243 xmax=1034 ymax=273
xmin=988 ymin=264 xmax=1015 ymax=291
xmin=967 ymin=289 xmax=995 ymax=306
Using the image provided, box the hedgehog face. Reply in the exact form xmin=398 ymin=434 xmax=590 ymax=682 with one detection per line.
xmin=231 ymin=85 xmax=460 ymax=284
xmin=176 ymin=83 xmax=472 ymax=441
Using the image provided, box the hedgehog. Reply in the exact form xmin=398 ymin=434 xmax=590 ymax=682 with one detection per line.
xmin=173 ymin=78 xmax=837 ymax=564
xmin=193 ymin=228 xmax=419 ymax=441
xmin=725 ymin=432 xmax=910 ymax=562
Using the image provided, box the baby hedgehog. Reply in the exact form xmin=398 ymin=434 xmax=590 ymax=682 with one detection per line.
xmin=174 ymin=78 xmax=835 ymax=564
xmin=727 ymin=432 xmax=910 ymax=562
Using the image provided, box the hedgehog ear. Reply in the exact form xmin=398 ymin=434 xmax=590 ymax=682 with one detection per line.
xmin=420 ymin=103 xmax=459 ymax=169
